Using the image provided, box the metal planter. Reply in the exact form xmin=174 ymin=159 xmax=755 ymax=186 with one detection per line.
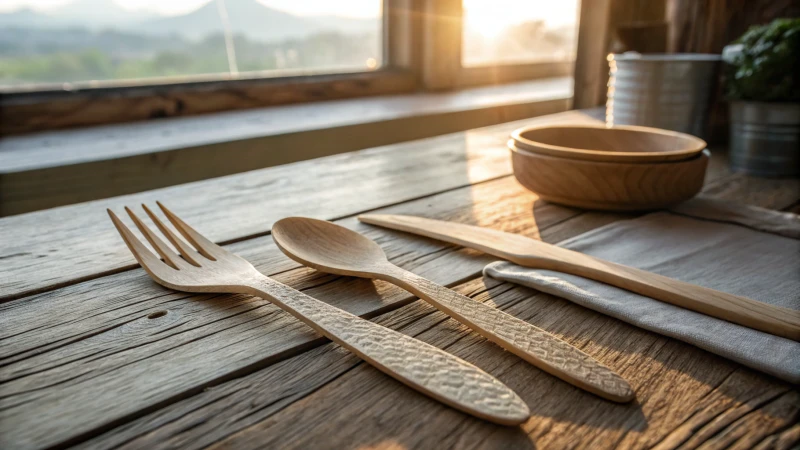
xmin=729 ymin=101 xmax=800 ymax=177
xmin=606 ymin=53 xmax=721 ymax=139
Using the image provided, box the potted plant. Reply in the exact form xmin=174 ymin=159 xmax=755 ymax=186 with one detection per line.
xmin=723 ymin=18 xmax=800 ymax=177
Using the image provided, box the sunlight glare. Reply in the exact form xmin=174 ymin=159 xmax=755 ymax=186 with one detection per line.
xmin=463 ymin=0 xmax=578 ymax=37
xmin=471 ymin=16 xmax=508 ymax=38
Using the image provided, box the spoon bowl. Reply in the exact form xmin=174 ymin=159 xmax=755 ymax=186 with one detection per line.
xmin=272 ymin=216 xmax=390 ymax=276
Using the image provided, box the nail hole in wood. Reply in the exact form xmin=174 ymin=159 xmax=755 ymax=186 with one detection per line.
xmin=147 ymin=311 xmax=167 ymax=319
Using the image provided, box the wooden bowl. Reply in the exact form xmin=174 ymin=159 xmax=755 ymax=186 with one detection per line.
xmin=511 ymin=124 xmax=706 ymax=163
xmin=510 ymin=141 xmax=709 ymax=211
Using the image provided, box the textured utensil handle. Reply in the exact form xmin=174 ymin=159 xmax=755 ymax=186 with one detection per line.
xmin=387 ymin=269 xmax=635 ymax=403
xmin=246 ymin=276 xmax=530 ymax=425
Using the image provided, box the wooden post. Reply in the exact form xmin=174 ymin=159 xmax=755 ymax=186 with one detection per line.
xmin=421 ymin=0 xmax=462 ymax=90
xmin=573 ymin=0 xmax=667 ymax=109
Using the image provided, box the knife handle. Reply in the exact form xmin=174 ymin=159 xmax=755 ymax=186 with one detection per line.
xmin=382 ymin=267 xmax=635 ymax=403
xmin=514 ymin=249 xmax=800 ymax=342
xmin=359 ymin=214 xmax=800 ymax=341
xmin=246 ymin=275 xmax=530 ymax=425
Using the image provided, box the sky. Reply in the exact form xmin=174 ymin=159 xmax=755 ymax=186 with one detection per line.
xmin=0 ymin=0 xmax=383 ymax=18
xmin=463 ymin=0 xmax=578 ymax=36
xmin=0 ymin=0 xmax=578 ymax=25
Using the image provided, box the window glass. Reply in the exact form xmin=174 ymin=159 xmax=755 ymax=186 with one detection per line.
xmin=0 ymin=0 xmax=383 ymax=89
xmin=462 ymin=0 xmax=579 ymax=67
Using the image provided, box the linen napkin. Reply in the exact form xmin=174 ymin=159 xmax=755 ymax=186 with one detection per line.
xmin=483 ymin=197 xmax=800 ymax=383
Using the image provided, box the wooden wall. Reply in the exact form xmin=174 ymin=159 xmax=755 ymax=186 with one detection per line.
xmin=668 ymin=0 xmax=800 ymax=53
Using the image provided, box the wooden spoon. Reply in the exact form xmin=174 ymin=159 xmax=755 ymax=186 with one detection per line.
xmin=272 ymin=217 xmax=635 ymax=403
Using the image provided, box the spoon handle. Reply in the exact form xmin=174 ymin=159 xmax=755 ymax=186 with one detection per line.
xmin=245 ymin=275 xmax=530 ymax=425
xmin=384 ymin=268 xmax=635 ymax=403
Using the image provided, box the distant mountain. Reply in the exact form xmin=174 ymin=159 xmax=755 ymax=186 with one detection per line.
xmin=146 ymin=0 xmax=317 ymax=41
xmin=0 ymin=0 xmax=379 ymax=43
xmin=147 ymin=0 xmax=378 ymax=42
xmin=0 ymin=0 xmax=154 ymax=30
xmin=0 ymin=8 xmax=57 ymax=29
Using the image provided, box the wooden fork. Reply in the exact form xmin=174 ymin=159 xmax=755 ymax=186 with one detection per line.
xmin=107 ymin=202 xmax=531 ymax=426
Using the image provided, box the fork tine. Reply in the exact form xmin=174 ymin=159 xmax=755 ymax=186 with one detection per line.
xmin=125 ymin=206 xmax=185 ymax=270
xmin=108 ymin=209 xmax=167 ymax=272
xmin=142 ymin=204 xmax=202 ymax=266
xmin=156 ymin=201 xmax=220 ymax=260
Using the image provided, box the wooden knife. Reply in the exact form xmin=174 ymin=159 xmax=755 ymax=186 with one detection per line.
xmin=358 ymin=214 xmax=800 ymax=341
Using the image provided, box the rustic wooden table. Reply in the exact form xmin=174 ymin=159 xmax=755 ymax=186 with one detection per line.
xmin=1 ymin=109 xmax=798 ymax=450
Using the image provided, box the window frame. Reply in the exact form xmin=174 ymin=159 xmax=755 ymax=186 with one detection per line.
xmin=420 ymin=0 xmax=575 ymax=90
xmin=0 ymin=0 xmax=579 ymax=135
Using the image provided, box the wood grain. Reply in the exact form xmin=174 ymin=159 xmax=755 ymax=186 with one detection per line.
xmin=0 ymin=109 xmax=601 ymax=301
xmin=0 ymin=79 xmax=571 ymax=216
xmin=79 ymin=277 xmax=799 ymax=450
xmin=270 ymin=216 xmax=633 ymax=402
xmin=1 ymin=165 xmax=794 ymax=449
xmin=1 ymin=109 xmax=797 ymax=449
xmin=510 ymin=145 xmax=709 ymax=211
xmin=0 ymin=70 xmax=417 ymax=136
xmin=0 ymin=177 xmax=584 ymax=449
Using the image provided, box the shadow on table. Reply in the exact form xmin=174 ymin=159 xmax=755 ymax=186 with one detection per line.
xmin=446 ymin=330 xmax=649 ymax=432
xmin=467 ymin=196 xmax=793 ymax=425
xmin=482 ymin=264 xmax=789 ymax=428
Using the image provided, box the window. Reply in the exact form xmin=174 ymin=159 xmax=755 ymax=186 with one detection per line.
xmin=462 ymin=0 xmax=579 ymax=67
xmin=0 ymin=0 xmax=584 ymax=134
xmin=0 ymin=0 xmax=383 ymax=89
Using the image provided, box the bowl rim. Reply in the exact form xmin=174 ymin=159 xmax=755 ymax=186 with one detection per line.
xmin=508 ymin=139 xmax=710 ymax=166
xmin=510 ymin=124 xmax=707 ymax=163
xmin=610 ymin=53 xmax=721 ymax=62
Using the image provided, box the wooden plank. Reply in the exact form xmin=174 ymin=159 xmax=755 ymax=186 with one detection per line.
xmin=0 ymin=94 xmax=569 ymax=217
xmin=572 ymin=0 xmax=612 ymax=109
xmin=0 ymin=79 xmax=571 ymax=174
xmin=2 ymin=161 xmax=796 ymax=449
xmin=0 ymin=177 xmax=590 ymax=449
xmin=0 ymin=70 xmax=418 ymax=136
xmin=0 ymin=109 xmax=601 ymax=301
xmin=81 ymin=277 xmax=798 ymax=450
xmin=456 ymin=63 xmax=574 ymax=89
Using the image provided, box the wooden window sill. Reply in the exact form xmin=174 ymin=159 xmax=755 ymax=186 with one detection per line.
xmin=0 ymin=77 xmax=571 ymax=216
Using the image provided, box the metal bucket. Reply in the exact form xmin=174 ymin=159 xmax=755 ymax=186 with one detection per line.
xmin=729 ymin=101 xmax=800 ymax=177
xmin=606 ymin=53 xmax=721 ymax=139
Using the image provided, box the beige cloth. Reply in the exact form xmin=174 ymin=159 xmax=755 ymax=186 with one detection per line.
xmin=484 ymin=197 xmax=800 ymax=383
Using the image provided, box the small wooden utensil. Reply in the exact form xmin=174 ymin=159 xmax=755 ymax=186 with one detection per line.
xmin=357 ymin=214 xmax=800 ymax=342
xmin=272 ymin=217 xmax=635 ymax=403
xmin=108 ymin=203 xmax=531 ymax=426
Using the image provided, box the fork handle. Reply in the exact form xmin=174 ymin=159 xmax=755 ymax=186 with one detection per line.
xmin=382 ymin=267 xmax=635 ymax=403
xmin=243 ymin=275 xmax=530 ymax=425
